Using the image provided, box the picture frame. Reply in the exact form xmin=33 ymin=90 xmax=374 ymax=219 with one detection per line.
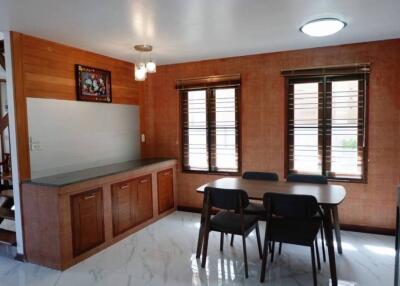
xmin=75 ymin=64 xmax=112 ymax=103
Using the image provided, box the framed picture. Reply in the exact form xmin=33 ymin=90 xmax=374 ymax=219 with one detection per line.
xmin=75 ymin=65 xmax=112 ymax=103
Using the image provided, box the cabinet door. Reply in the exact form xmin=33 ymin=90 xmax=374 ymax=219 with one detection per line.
xmin=157 ymin=169 xmax=174 ymax=214
xmin=71 ymin=189 xmax=104 ymax=257
xmin=111 ymin=180 xmax=134 ymax=236
xmin=135 ymin=175 xmax=153 ymax=225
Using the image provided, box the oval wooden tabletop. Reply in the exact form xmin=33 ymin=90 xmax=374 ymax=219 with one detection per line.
xmin=196 ymin=177 xmax=346 ymax=205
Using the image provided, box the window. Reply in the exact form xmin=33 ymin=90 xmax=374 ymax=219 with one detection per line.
xmin=284 ymin=65 xmax=369 ymax=182
xmin=179 ymin=75 xmax=240 ymax=174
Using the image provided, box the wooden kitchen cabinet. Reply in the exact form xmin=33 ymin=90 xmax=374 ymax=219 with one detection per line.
xmin=71 ymin=188 xmax=104 ymax=257
xmin=157 ymin=169 xmax=174 ymax=214
xmin=111 ymin=174 xmax=153 ymax=236
xmin=135 ymin=175 xmax=153 ymax=225
xmin=22 ymin=159 xmax=176 ymax=270
xmin=111 ymin=180 xmax=135 ymax=236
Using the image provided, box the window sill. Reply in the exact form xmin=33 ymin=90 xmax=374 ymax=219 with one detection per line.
xmin=182 ymin=170 xmax=241 ymax=177
xmin=327 ymin=177 xmax=367 ymax=184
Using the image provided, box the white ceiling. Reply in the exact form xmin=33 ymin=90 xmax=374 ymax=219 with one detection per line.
xmin=0 ymin=0 xmax=399 ymax=65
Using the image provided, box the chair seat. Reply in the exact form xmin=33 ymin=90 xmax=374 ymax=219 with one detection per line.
xmin=244 ymin=201 xmax=266 ymax=215
xmin=211 ymin=211 xmax=258 ymax=234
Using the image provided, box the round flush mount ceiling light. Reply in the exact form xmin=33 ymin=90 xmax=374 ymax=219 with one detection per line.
xmin=300 ymin=18 xmax=346 ymax=37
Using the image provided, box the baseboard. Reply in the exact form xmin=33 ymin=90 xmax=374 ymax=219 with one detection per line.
xmin=177 ymin=206 xmax=395 ymax=236
xmin=178 ymin=205 xmax=221 ymax=215
xmin=340 ymin=224 xmax=395 ymax=236
xmin=177 ymin=206 xmax=202 ymax=213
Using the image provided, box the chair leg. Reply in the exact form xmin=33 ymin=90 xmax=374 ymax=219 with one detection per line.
xmin=230 ymin=234 xmax=234 ymax=246
xmin=260 ymin=230 xmax=269 ymax=282
xmin=310 ymin=245 xmax=318 ymax=286
xmin=320 ymin=224 xmax=326 ymax=262
xmin=315 ymin=239 xmax=321 ymax=270
xmin=220 ymin=232 xmax=224 ymax=252
xmin=332 ymin=206 xmax=343 ymax=254
xmin=270 ymin=241 xmax=275 ymax=263
xmin=242 ymin=236 xmax=249 ymax=278
xmin=255 ymin=223 xmax=263 ymax=259
xmin=201 ymin=228 xmax=210 ymax=268
xmin=278 ymin=242 xmax=282 ymax=255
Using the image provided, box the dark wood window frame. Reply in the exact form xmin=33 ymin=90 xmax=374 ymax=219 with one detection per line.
xmin=178 ymin=75 xmax=241 ymax=175
xmin=283 ymin=64 xmax=369 ymax=183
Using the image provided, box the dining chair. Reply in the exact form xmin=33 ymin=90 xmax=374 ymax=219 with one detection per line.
xmin=260 ymin=192 xmax=323 ymax=285
xmin=230 ymin=172 xmax=279 ymax=247
xmin=201 ymin=187 xmax=262 ymax=278
xmin=287 ymin=173 xmax=343 ymax=256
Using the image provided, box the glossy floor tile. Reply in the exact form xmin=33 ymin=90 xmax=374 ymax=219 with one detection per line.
xmin=0 ymin=211 xmax=395 ymax=286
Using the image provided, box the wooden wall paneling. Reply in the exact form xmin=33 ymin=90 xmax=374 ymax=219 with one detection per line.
xmin=11 ymin=32 xmax=145 ymax=180
xmin=143 ymin=39 xmax=400 ymax=230
xmin=11 ymin=32 xmax=31 ymax=181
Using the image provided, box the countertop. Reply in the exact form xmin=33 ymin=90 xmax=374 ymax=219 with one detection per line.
xmin=23 ymin=158 xmax=176 ymax=187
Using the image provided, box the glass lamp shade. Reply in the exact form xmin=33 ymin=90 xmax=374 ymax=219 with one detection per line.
xmin=146 ymin=60 xmax=156 ymax=73
xmin=300 ymin=18 xmax=346 ymax=37
xmin=135 ymin=63 xmax=147 ymax=81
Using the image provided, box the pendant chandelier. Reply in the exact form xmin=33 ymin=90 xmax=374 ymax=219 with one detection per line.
xmin=134 ymin=44 xmax=156 ymax=81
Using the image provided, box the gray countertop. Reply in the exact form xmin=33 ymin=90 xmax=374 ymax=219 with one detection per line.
xmin=23 ymin=158 xmax=176 ymax=187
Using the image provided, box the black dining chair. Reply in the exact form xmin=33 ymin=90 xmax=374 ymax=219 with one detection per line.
xmin=287 ymin=174 xmax=343 ymax=256
xmin=260 ymin=193 xmax=323 ymax=285
xmin=230 ymin=172 xmax=279 ymax=247
xmin=201 ymin=187 xmax=262 ymax=278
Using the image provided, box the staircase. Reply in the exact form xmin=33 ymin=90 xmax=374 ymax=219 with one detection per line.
xmin=0 ymin=39 xmax=16 ymax=247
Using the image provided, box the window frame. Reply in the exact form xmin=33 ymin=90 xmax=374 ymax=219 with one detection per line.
xmin=285 ymin=74 xmax=369 ymax=183
xmin=180 ymin=86 xmax=241 ymax=176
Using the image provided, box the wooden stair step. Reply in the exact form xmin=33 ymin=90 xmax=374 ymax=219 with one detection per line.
xmin=0 ymin=207 xmax=14 ymax=220
xmin=0 ymin=189 xmax=13 ymax=198
xmin=0 ymin=229 xmax=16 ymax=246
xmin=0 ymin=172 xmax=12 ymax=180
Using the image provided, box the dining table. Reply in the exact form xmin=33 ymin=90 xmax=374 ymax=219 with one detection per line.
xmin=195 ymin=177 xmax=346 ymax=286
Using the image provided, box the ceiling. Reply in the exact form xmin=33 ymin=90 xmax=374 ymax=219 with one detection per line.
xmin=0 ymin=0 xmax=399 ymax=65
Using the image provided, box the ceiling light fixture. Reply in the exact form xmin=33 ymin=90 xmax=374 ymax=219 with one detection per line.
xmin=134 ymin=44 xmax=156 ymax=81
xmin=300 ymin=18 xmax=346 ymax=37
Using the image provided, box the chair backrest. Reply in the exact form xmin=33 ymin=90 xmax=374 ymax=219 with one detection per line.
xmin=242 ymin=171 xmax=279 ymax=181
xmin=287 ymin=174 xmax=328 ymax=185
xmin=263 ymin=192 xmax=319 ymax=219
xmin=204 ymin=187 xmax=249 ymax=210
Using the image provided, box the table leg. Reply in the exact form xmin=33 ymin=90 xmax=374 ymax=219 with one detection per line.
xmin=196 ymin=195 xmax=207 ymax=259
xmin=332 ymin=206 xmax=343 ymax=254
xmin=322 ymin=205 xmax=338 ymax=286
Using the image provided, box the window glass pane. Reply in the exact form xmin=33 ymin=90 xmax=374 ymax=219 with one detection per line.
xmin=187 ymin=90 xmax=208 ymax=170
xmin=330 ymin=80 xmax=362 ymax=178
xmin=214 ymin=88 xmax=238 ymax=172
xmin=292 ymin=82 xmax=321 ymax=174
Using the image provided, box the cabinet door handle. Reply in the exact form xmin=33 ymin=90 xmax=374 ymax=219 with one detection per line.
xmin=84 ymin=194 xmax=96 ymax=200
xmin=139 ymin=179 xmax=148 ymax=184
xmin=120 ymin=185 xmax=128 ymax=190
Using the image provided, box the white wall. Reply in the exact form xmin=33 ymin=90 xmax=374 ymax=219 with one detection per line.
xmin=27 ymin=98 xmax=141 ymax=178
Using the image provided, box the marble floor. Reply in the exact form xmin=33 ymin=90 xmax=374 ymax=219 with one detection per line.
xmin=0 ymin=211 xmax=395 ymax=286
